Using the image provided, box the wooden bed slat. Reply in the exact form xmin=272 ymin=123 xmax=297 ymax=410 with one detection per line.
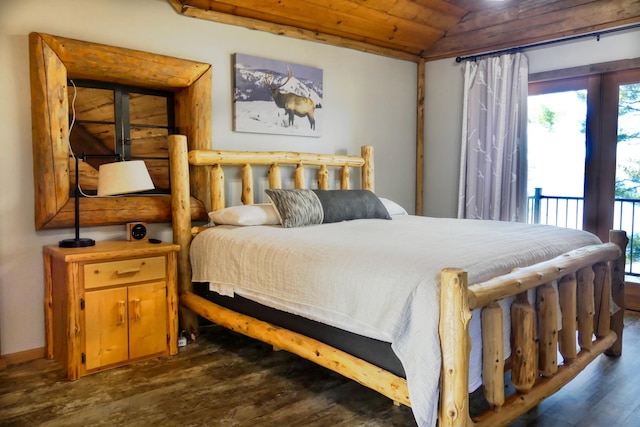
xmin=241 ymin=164 xmax=254 ymax=205
xmin=269 ymin=164 xmax=282 ymax=189
xmin=593 ymin=262 xmax=611 ymax=337
xmin=340 ymin=165 xmax=350 ymax=189
xmin=481 ymin=302 xmax=504 ymax=410
xmin=210 ymin=164 xmax=224 ymax=211
xmin=510 ymin=293 xmax=536 ymax=393
xmin=537 ymin=283 xmax=558 ymax=377
xmin=577 ymin=267 xmax=595 ymax=351
xmin=318 ymin=165 xmax=329 ymax=190
xmin=558 ymin=274 xmax=578 ymax=362
xmin=295 ymin=164 xmax=305 ymax=189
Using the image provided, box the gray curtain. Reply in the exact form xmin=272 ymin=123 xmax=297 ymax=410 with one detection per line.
xmin=457 ymin=53 xmax=529 ymax=221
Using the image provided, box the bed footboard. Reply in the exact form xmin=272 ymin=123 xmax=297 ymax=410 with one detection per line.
xmin=439 ymin=230 xmax=628 ymax=427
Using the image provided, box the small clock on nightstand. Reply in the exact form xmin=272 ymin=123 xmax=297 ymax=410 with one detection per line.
xmin=127 ymin=222 xmax=148 ymax=241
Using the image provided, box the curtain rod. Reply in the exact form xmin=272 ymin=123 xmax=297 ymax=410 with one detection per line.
xmin=455 ymin=22 xmax=640 ymax=63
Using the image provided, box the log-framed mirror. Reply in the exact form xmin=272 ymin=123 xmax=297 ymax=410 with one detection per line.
xmin=29 ymin=32 xmax=210 ymax=229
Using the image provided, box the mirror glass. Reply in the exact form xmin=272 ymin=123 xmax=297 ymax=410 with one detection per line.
xmin=68 ymin=81 xmax=174 ymax=193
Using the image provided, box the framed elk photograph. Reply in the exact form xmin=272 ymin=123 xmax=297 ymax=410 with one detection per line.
xmin=233 ymin=54 xmax=323 ymax=137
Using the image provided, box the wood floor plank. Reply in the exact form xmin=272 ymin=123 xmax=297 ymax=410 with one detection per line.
xmin=1 ymin=314 xmax=639 ymax=426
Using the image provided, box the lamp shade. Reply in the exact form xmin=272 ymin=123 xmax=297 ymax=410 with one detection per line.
xmin=98 ymin=160 xmax=155 ymax=196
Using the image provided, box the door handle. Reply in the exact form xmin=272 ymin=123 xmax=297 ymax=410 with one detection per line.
xmin=116 ymin=267 xmax=141 ymax=275
xmin=133 ymin=298 xmax=141 ymax=321
xmin=117 ymin=301 xmax=126 ymax=325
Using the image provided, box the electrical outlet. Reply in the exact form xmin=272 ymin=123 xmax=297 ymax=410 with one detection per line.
xmin=178 ymin=337 xmax=187 ymax=347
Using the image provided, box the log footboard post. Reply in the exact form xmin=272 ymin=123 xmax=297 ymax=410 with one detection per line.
xmin=606 ymin=229 xmax=628 ymax=356
xmin=440 ymin=268 xmax=473 ymax=427
xmin=169 ymin=134 xmax=199 ymax=334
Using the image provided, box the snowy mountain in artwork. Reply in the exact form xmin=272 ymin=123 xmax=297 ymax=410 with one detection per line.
xmin=234 ymin=65 xmax=323 ymax=107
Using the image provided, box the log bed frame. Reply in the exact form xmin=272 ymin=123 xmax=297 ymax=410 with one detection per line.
xmin=168 ymin=134 xmax=628 ymax=427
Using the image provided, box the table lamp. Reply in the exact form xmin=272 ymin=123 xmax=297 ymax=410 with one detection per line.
xmin=59 ymin=158 xmax=154 ymax=248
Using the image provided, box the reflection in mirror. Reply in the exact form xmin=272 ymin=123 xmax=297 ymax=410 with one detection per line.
xmin=68 ymin=80 xmax=174 ymax=194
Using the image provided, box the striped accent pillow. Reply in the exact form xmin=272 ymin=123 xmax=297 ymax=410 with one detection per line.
xmin=265 ymin=189 xmax=324 ymax=228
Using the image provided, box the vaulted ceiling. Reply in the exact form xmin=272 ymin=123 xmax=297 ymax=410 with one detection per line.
xmin=168 ymin=0 xmax=640 ymax=62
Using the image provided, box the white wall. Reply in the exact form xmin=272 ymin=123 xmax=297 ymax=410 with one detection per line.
xmin=0 ymin=0 xmax=417 ymax=355
xmin=423 ymin=28 xmax=640 ymax=218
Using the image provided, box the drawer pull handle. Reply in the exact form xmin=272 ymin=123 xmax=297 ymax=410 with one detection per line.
xmin=117 ymin=301 xmax=126 ymax=325
xmin=133 ymin=298 xmax=142 ymax=321
xmin=116 ymin=267 xmax=141 ymax=275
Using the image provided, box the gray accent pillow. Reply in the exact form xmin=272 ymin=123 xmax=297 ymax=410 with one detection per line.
xmin=265 ymin=189 xmax=324 ymax=228
xmin=312 ymin=189 xmax=391 ymax=223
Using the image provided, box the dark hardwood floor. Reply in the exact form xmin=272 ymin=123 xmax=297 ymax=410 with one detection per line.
xmin=2 ymin=313 xmax=640 ymax=427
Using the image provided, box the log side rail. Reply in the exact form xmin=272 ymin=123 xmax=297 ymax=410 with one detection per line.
xmin=180 ymin=291 xmax=411 ymax=406
xmin=439 ymin=230 xmax=628 ymax=427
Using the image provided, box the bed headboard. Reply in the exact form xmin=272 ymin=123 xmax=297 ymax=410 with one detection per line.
xmin=168 ymin=134 xmax=374 ymax=330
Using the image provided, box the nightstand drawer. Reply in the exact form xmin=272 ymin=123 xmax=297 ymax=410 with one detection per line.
xmin=84 ymin=256 xmax=166 ymax=289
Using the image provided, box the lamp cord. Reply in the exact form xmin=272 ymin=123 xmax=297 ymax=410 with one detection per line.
xmin=67 ymin=80 xmax=108 ymax=199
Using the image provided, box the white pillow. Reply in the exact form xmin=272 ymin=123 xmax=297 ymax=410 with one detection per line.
xmin=208 ymin=204 xmax=281 ymax=226
xmin=379 ymin=197 xmax=408 ymax=216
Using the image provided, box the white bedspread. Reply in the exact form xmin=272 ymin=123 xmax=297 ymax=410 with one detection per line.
xmin=189 ymin=215 xmax=602 ymax=426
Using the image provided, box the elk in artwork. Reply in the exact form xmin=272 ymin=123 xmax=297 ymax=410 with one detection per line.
xmin=265 ymin=69 xmax=316 ymax=130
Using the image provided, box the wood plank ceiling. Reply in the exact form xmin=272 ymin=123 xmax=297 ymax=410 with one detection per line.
xmin=168 ymin=0 xmax=640 ymax=62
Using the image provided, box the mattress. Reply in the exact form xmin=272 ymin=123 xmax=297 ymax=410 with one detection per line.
xmin=193 ymin=283 xmax=407 ymax=377
xmin=189 ymin=215 xmax=602 ymax=426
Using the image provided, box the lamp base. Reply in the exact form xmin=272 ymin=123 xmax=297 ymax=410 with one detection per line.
xmin=59 ymin=238 xmax=96 ymax=248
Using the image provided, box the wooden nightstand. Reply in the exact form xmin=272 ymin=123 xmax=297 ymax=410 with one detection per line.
xmin=43 ymin=240 xmax=180 ymax=379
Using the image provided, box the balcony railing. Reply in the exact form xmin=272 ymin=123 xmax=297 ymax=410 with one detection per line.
xmin=528 ymin=187 xmax=639 ymax=276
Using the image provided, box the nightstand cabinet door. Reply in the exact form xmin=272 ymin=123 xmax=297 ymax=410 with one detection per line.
xmin=84 ymin=287 xmax=129 ymax=370
xmin=128 ymin=281 xmax=168 ymax=359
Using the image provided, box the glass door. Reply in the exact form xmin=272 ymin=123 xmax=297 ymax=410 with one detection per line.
xmin=527 ymin=84 xmax=588 ymax=229
xmin=528 ymin=70 xmax=640 ymax=275
xmin=607 ymin=72 xmax=640 ymax=274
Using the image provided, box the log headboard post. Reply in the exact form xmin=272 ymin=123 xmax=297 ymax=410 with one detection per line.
xmin=169 ymin=134 xmax=199 ymax=332
xmin=362 ymin=145 xmax=374 ymax=192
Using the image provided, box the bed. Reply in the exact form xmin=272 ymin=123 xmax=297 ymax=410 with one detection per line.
xmin=168 ymin=134 xmax=628 ymax=427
